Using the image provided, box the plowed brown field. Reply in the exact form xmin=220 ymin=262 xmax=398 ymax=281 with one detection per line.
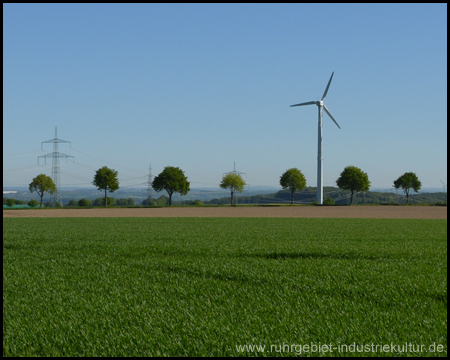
xmin=3 ymin=206 xmax=447 ymax=219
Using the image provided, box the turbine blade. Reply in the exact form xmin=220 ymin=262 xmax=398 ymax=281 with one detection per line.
xmin=290 ymin=100 xmax=316 ymax=107
xmin=441 ymin=180 xmax=446 ymax=185
xmin=321 ymin=72 xmax=334 ymax=100
xmin=323 ymin=104 xmax=341 ymax=129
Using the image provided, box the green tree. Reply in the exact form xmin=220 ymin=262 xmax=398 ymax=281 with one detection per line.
xmin=279 ymin=168 xmax=307 ymax=205
xmin=154 ymin=195 xmax=169 ymax=206
xmin=6 ymin=198 xmax=15 ymax=208
xmin=116 ymin=198 xmax=135 ymax=206
xmin=67 ymin=199 xmax=78 ymax=207
xmin=93 ymin=197 xmax=116 ymax=206
xmin=116 ymin=198 xmax=127 ymax=206
xmin=393 ymin=172 xmax=422 ymax=204
xmin=323 ymin=197 xmax=335 ymax=205
xmin=336 ymin=166 xmax=371 ymax=205
xmin=142 ymin=197 xmax=156 ymax=206
xmin=152 ymin=166 xmax=190 ymax=206
xmin=78 ymin=198 xmax=92 ymax=207
xmin=220 ymin=173 xmax=246 ymax=206
xmin=92 ymin=166 xmax=119 ymax=207
xmin=27 ymin=199 xmax=39 ymax=208
xmin=29 ymin=174 xmax=56 ymax=208
xmin=93 ymin=198 xmax=103 ymax=207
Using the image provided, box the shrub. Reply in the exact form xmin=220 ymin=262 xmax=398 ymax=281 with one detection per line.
xmin=189 ymin=200 xmax=204 ymax=206
xmin=6 ymin=198 xmax=15 ymax=207
xmin=116 ymin=198 xmax=135 ymax=206
xmin=323 ymin=197 xmax=335 ymax=205
xmin=27 ymin=199 xmax=39 ymax=208
xmin=142 ymin=198 xmax=157 ymax=206
xmin=154 ymin=195 xmax=169 ymax=206
xmin=67 ymin=199 xmax=78 ymax=207
xmin=78 ymin=199 xmax=92 ymax=207
xmin=93 ymin=197 xmax=115 ymax=206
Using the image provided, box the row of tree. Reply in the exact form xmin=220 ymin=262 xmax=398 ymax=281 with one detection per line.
xmin=277 ymin=166 xmax=371 ymax=205
xmin=3 ymin=197 xmax=136 ymax=208
xmin=278 ymin=166 xmax=421 ymax=205
xmin=26 ymin=165 xmax=423 ymax=208
xmin=3 ymin=198 xmax=40 ymax=208
xmin=66 ymin=197 xmax=135 ymax=207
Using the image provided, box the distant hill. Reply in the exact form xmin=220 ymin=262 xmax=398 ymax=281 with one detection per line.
xmin=3 ymin=186 xmax=447 ymax=206
xmin=202 ymin=187 xmax=447 ymax=206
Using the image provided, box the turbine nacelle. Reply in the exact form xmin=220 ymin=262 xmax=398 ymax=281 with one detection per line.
xmin=289 ymin=72 xmax=340 ymax=129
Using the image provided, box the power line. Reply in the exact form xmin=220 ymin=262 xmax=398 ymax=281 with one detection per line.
xmin=70 ymin=147 xmax=147 ymax=175
xmin=3 ymin=165 xmax=46 ymax=174
xmin=4 ymin=150 xmax=45 ymax=158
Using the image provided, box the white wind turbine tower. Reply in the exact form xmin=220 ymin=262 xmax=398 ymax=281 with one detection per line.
xmin=440 ymin=180 xmax=447 ymax=193
xmin=290 ymin=72 xmax=341 ymax=204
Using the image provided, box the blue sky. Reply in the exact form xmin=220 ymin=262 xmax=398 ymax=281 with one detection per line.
xmin=3 ymin=3 xmax=447 ymax=191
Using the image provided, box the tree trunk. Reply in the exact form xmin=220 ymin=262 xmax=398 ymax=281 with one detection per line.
xmin=40 ymin=195 xmax=43 ymax=209
xmin=291 ymin=190 xmax=294 ymax=205
xmin=350 ymin=191 xmax=354 ymax=205
xmin=104 ymin=189 xmax=107 ymax=207
xmin=169 ymin=193 xmax=172 ymax=206
xmin=231 ymin=191 xmax=234 ymax=206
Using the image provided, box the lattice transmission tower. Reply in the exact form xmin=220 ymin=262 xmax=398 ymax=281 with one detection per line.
xmin=38 ymin=127 xmax=74 ymax=206
xmin=223 ymin=162 xmax=246 ymax=177
xmin=147 ymin=164 xmax=153 ymax=201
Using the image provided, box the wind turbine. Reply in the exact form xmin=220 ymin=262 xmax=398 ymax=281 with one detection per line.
xmin=440 ymin=180 xmax=447 ymax=193
xmin=290 ymin=72 xmax=341 ymax=204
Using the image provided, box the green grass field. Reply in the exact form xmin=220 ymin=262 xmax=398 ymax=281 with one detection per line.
xmin=3 ymin=218 xmax=447 ymax=356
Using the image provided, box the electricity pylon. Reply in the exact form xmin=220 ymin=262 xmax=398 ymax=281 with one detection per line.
xmin=147 ymin=164 xmax=153 ymax=201
xmin=38 ymin=127 xmax=74 ymax=206
xmin=223 ymin=162 xmax=246 ymax=178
